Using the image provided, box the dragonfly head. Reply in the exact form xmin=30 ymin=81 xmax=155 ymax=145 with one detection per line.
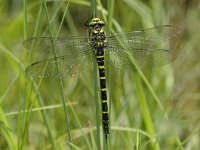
xmin=85 ymin=18 xmax=105 ymax=36
xmin=85 ymin=18 xmax=105 ymax=28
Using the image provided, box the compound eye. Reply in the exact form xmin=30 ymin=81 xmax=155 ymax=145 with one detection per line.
xmin=98 ymin=21 xmax=105 ymax=26
xmin=84 ymin=21 xmax=95 ymax=27
xmin=88 ymin=22 xmax=96 ymax=27
xmin=100 ymin=23 xmax=105 ymax=26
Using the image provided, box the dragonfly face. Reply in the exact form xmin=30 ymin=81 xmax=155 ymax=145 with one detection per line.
xmin=86 ymin=18 xmax=107 ymax=48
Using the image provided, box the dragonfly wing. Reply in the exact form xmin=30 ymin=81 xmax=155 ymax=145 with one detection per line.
xmin=24 ymin=36 xmax=91 ymax=59
xmin=105 ymin=47 xmax=174 ymax=71
xmin=106 ymin=25 xmax=180 ymax=49
xmin=105 ymin=25 xmax=180 ymax=70
xmin=24 ymin=37 xmax=94 ymax=78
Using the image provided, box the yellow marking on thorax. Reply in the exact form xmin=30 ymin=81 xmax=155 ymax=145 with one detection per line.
xmin=93 ymin=30 xmax=98 ymax=34
xmin=97 ymin=42 xmax=103 ymax=46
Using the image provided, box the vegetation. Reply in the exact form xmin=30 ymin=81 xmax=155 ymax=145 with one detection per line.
xmin=0 ymin=0 xmax=200 ymax=149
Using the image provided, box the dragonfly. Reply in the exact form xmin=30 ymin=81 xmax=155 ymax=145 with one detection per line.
xmin=24 ymin=18 xmax=180 ymax=140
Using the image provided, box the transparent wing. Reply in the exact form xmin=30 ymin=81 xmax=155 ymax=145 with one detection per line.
xmin=24 ymin=36 xmax=94 ymax=78
xmin=106 ymin=47 xmax=173 ymax=71
xmin=106 ymin=25 xmax=180 ymax=49
xmin=105 ymin=25 xmax=180 ymax=70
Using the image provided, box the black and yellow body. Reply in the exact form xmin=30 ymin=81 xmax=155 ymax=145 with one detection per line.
xmin=86 ymin=18 xmax=109 ymax=139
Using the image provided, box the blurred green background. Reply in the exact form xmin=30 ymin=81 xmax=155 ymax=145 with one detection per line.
xmin=0 ymin=0 xmax=200 ymax=150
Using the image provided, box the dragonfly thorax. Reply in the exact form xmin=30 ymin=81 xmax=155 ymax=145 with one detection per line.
xmin=91 ymin=31 xmax=107 ymax=48
xmin=91 ymin=26 xmax=107 ymax=48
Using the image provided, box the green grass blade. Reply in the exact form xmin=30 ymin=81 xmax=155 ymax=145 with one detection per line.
xmin=90 ymin=0 xmax=97 ymax=18
xmin=43 ymin=1 xmax=72 ymax=149
xmin=0 ymin=107 xmax=17 ymax=150
xmin=67 ymin=100 xmax=93 ymax=150
xmin=23 ymin=1 xmax=59 ymax=150
xmin=107 ymin=0 xmax=114 ymax=32
xmin=107 ymin=0 xmax=115 ymax=146
xmin=133 ymin=73 xmax=160 ymax=150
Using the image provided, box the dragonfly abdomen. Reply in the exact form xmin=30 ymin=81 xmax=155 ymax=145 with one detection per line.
xmin=96 ymin=48 xmax=109 ymax=138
